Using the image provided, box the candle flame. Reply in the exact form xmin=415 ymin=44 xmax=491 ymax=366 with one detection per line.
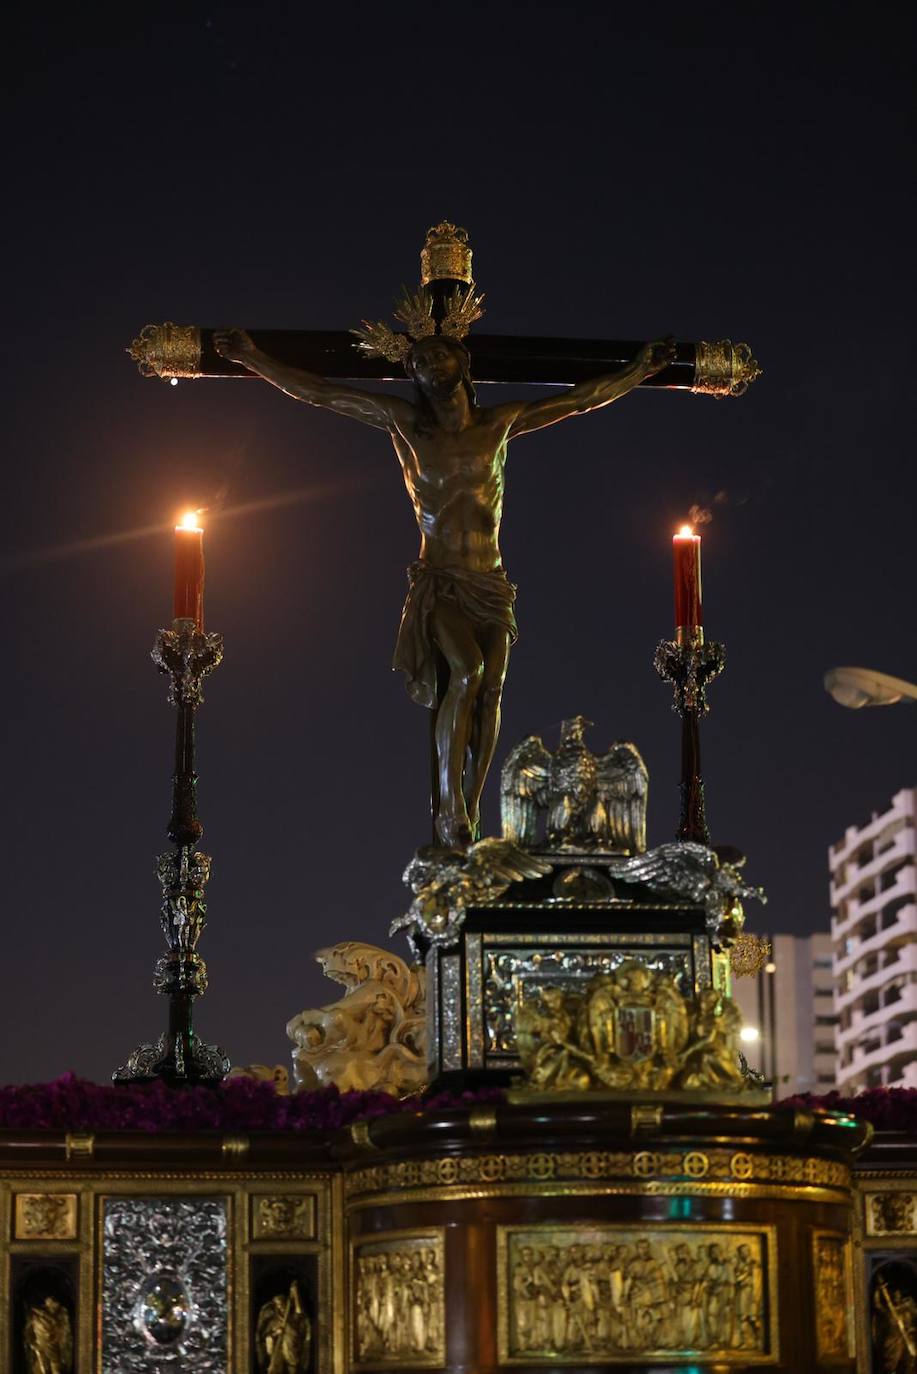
xmin=676 ymin=524 xmax=695 ymax=538
xmin=176 ymin=509 xmax=203 ymax=533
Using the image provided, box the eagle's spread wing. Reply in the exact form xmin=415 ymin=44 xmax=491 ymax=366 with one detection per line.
xmin=500 ymin=736 xmax=552 ymax=845
xmin=613 ymin=841 xmax=718 ymax=901
xmin=594 ymin=741 xmax=648 ymax=853
xmin=466 ymin=837 xmax=553 ymax=888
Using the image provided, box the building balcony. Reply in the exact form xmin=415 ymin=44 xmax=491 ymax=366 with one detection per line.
xmin=835 ymin=942 xmax=917 ymax=1013
xmin=842 ymin=1020 xmax=917 ymax=1076
xmin=837 ymin=991 xmax=917 ymax=1052
xmin=832 ymin=898 xmax=917 ymax=975
xmin=830 ymin=794 xmax=916 ymax=870
xmin=831 ymin=828 xmax=916 ymax=900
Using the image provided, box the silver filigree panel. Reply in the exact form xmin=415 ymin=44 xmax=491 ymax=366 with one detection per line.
xmin=484 ymin=945 xmax=694 ymax=1059
xmin=102 ymin=1196 xmax=228 ymax=1372
xmin=439 ymin=954 xmax=462 ymax=1072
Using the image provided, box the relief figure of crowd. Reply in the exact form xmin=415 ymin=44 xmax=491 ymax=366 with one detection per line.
xmin=356 ymin=1246 xmax=443 ymax=1362
xmin=510 ymin=1236 xmax=765 ymax=1355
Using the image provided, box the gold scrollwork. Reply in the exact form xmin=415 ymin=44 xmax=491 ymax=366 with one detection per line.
xmin=345 ymin=1148 xmax=849 ymax=1201
xmin=497 ymin=1222 xmax=778 ymax=1364
xmin=14 ymin=1192 xmax=78 ymax=1240
xmin=127 ymin=322 xmax=203 ymax=378
xmin=351 ymin=1228 xmax=445 ymax=1369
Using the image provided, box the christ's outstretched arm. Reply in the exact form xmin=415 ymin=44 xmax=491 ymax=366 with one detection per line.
xmin=213 ymin=328 xmax=414 ymax=432
xmin=501 ymin=337 xmax=676 ymax=438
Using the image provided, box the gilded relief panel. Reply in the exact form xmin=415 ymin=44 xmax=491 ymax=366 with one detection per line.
xmin=13 ymin=1193 xmax=78 ymax=1241
xmin=251 ymin=1193 xmax=316 ymax=1241
xmin=483 ymin=944 xmax=695 ymax=1062
xmin=351 ymin=1228 xmax=445 ymax=1369
xmin=812 ymin=1231 xmax=853 ymax=1362
xmin=497 ymin=1223 xmax=778 ymax=1365
xmin=866 ymin=1189 xmax=917 ymax=1237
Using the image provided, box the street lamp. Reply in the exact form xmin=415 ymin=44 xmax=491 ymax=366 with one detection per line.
xmin=824 ymin=666 xmax=917 ymax=710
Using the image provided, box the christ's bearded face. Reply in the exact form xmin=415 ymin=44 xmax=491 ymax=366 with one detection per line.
xmin=409 ymin=336 xmax=466 ymax=399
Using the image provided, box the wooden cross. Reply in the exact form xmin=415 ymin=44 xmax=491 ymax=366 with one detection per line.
xmin=127 ymin=224 xmax=760 ymax=849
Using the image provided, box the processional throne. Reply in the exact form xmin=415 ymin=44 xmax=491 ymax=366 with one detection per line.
xmin=0 ymin=222 xmax=887 ymax=1374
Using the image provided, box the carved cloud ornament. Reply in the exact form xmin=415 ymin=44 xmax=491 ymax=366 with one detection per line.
xmin=286 ymin=942 xmax=426 ymax=1096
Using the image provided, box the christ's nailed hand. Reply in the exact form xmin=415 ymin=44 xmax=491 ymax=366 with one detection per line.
xmin=213 ymin=327 xmax=257 ymax=363
xmin=638 ymin=336 xmax=677 ymax=374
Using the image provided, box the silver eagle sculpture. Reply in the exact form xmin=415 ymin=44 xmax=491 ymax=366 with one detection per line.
xmin=500 ymin=716 xmax=648 ymax=854
xmin=391 ymin=838 xmax=552 ymax=958
xmin=611 ymin=841 xmax=767 ymax=933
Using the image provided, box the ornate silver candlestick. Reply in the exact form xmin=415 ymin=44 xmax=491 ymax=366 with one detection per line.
xmin=654 ymin=628 xmax=725 ymax=844
xmin=113 ymin=618 xmax=229 ymax=1085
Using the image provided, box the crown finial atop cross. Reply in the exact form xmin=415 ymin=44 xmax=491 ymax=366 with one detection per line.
xmin=351 ymin=221 xmax=484 ymax=365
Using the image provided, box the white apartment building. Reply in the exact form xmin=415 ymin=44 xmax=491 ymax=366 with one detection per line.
xmin=830 ymin=786 xmax=917 ymax=1092
xmin=732 ymin=933 xmax=837 ymax=1093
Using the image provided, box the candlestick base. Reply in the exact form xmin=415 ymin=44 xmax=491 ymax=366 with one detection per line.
xmin=113 ymin=1031 xmax=230 ymax=1087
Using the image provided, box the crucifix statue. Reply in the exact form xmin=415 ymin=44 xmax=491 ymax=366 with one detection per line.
xmin=130 ymin=223 xmax=759 ymax=851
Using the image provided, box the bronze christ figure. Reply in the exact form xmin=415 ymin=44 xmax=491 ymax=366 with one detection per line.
xmin=214 ymin=280 xmax=672 ymax=849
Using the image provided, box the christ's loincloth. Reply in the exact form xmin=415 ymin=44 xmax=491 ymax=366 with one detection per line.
xmin=393 ymin=560 xmax=518 ymax=708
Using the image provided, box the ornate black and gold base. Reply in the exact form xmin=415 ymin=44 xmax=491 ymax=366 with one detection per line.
xmin=0 ymin=1099 xmax=872 ymax=1373
xmin=344 ymin=1099 xmax=866 ymax=1373
xmin=425 ymin=861 xmax=722 ymax=1090
xmin=850 ymin=1131 xmax=917 ymax=1374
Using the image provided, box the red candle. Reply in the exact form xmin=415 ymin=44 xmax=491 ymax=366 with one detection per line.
xmin=174 ymin=511 xmax=205 ymax=629
xmin=673 ymin=524 xmax=702 ymax=633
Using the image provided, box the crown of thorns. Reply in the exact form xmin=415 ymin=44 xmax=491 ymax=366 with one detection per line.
xmin=351 ymin=283 xmax=485 ymax=366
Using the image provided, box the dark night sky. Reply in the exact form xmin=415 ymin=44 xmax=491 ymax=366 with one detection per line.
xmin=4 ymin=4 xmax=914 ymax=1084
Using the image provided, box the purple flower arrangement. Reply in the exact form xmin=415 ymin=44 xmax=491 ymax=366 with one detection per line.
xmin=0 ymin=1073 xmax=506 ymax=1134
xmin=0 ymin=1076 xmax=915 ymax=1135
xmin=780 ymin=1086 xmax=917 ymax=1134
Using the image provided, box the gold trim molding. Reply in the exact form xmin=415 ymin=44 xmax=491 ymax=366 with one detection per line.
xmin=345 ymin=1148 xmax=850 ymax=1201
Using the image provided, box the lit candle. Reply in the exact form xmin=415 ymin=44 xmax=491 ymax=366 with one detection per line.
xmin=673 ymin=524 xmax=702 ymax=635
xmin=174 ymin=510 xmax=204 ymax=629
